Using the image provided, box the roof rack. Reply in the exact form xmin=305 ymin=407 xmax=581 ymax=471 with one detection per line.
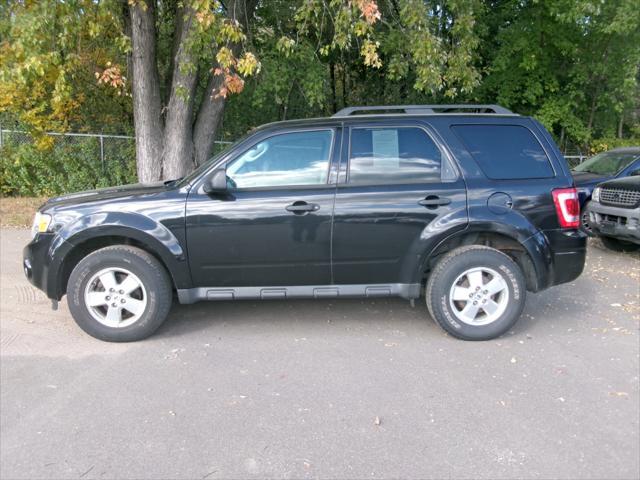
xmin=332 ymin=104 xmax=514 ymax=117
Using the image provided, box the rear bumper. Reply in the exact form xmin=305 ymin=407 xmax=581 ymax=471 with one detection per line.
xmin=586 ymin=202 xmax=640 ymax=245
xmin=525 ymin=229 xmax=587 ymax=291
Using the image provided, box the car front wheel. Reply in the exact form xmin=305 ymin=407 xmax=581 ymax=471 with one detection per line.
xmin=426 ymin=245 xmax=526 ymax=341
xmin=67 ymin=245 xmax=173 ymax=342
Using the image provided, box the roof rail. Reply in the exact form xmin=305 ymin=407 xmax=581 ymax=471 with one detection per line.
xmin=332 ymin=104 xmax=514 ymax=117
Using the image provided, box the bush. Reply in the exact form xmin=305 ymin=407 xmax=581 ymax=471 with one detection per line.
xmin=0 ymin=137 xmax=137 ymax=196
xmin=589 ymin=137 xmax=640 ymax=154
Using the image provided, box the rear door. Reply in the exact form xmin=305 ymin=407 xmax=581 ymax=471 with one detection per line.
xmin=331 ymin=121 xmax=468 ymax=286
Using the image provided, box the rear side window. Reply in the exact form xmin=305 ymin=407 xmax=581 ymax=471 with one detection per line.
xmin=452 ymin=125 xmax=554 ymax=179
xmin=348 ymin=127 xmax=441 ymax=184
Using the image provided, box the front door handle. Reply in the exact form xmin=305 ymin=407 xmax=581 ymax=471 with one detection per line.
xmin=285 ymin=201 xmax=320 ymax=214
xmin=418 ymin=196 xmax=452 ymax=208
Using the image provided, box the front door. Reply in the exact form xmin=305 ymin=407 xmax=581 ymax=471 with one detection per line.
xmin=332 ymin=123 xmax=468 ymax=286
xmin=186 ymin=128 xmax=339 ymax=287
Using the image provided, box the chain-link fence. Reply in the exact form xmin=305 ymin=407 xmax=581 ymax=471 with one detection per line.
xmin=563 ymin=150 xmax=589 ymax=169
xmin=0 ymin=128 xmax=232 ymax=168
xmin=0 ymin=127 xmax=138 ymax=195
xmin=0 ymin=126 xmax=232 ymax=196
xmin=0 ymin=128 xmax=136 ymax=168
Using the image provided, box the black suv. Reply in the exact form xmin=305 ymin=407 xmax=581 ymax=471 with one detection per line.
xmin=24 ymin=104 xmax=587 ymax=342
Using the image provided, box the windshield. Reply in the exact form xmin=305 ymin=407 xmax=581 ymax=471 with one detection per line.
xmin=573 ymin=151 xmax=638 ymax=175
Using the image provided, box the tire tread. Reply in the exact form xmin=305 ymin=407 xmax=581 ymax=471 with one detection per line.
xmin=67 ymin=245 xmax=172 ymax=342
xmin=426 ymin=245 xmax=523 ymax=340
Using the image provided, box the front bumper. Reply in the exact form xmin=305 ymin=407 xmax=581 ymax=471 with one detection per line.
xmin=586 ymin=202 xmax=640 ymax=245
xmin=23 ymin=233 xmax=58 ymax=299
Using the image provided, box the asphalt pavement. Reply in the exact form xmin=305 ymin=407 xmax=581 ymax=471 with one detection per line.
xmin=1 ymin=228 xmax=638 ymax=480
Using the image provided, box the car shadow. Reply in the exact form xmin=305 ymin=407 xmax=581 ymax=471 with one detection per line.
xmin=153 ymin=284 xmax=596 ymax=341
xmin=155 ymin=296 xmax=439 ymax=339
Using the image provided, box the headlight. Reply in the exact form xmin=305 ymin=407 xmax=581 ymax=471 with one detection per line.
xmin=31 ymin=212 xmax=52 ymax=239
xmin=592 ymin=187 xmax=601 ymax=203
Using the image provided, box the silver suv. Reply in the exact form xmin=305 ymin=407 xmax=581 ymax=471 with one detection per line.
xmin=586 ymin=175 xmax=640 ymax=252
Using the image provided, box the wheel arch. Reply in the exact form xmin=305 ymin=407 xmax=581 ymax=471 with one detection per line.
xmin=49 ymin=213 xmax=191 ymax=299
xmin=56 ymin=234 xmax=179 ymax=300
xmin=422 ymin=226 xmax=549 ymax=292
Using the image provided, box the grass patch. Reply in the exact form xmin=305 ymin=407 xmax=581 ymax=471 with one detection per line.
xmin=0 ymin=197 xmax=47 ymax=228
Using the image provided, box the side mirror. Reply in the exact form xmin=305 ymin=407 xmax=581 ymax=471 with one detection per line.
xmin=203 ymin=168 xmax=228 ymax=194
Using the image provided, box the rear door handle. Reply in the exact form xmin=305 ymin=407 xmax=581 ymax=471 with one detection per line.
xmin=285 ymin=201 xmax=320 ymax=214
xmin=418 ymin=196 xmax=452 ymax=207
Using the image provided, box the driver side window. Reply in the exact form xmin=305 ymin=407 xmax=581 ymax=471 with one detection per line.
xmin=226 ymin=130 xmax=334 ymax=189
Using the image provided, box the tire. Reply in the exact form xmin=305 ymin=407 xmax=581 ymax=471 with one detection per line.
xmin=600 ymin=236 xmax=640 ymax=252
xmin=67 ymin=245 xmax=173 ymax=342
xmin=426 ymin=245 xmax=526 ymax=341
xmin=581 ymin=210 xmax=594 ymax=236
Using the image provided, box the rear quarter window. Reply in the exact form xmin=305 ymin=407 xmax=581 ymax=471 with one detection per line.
xmin=451 ymin=124 xmax=555 ymax=180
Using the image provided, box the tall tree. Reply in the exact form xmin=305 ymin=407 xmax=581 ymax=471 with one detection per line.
xmin=128 ymin=0 xmax=259 ymax=181
xmin=478 ymin=0 xmax=640 ymax=149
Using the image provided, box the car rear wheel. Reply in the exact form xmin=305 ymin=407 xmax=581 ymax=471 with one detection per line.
xmin=67 ymin=245 xmax=172 ymax=342
xmin=600 ymin=236 xmax=640 ymax=252
xmin=426 ymin=245 xmax=526 ymax=340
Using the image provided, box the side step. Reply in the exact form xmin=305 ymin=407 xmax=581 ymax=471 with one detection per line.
xmin=177 ymin=283 xmax=421 ymax=304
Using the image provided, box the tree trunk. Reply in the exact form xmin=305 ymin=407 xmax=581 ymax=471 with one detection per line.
xmin=129 ymin=0 xmax=257 ymax=178
xmin=587 ymin=92 xmax=598 ymax=133
xmin=342 ymin=62 xmax=348 ymax=108
xmin=193 ymin=72 xmax=227 ymax=166
xmin=129 ymin=1 xmax=164 ymax=183
xmin=329 ymin=60 xmax=337 ymax=114
xmin=618 ymin=114 xmax=624 ymax=138
xmin=163 ymin=5 xmax=200 ymax=179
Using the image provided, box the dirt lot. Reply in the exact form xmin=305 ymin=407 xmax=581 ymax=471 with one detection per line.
xmin=0 ymin=197 xmax=47 ymax=228
xmin=1 ymin=228 xmax=638 ymax=480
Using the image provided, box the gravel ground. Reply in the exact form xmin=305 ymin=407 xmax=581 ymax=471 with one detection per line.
xmin=1 ymin=228 xmax=638 ymax=480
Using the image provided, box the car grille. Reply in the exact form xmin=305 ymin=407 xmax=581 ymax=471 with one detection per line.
xmin=600 ymin=188 xmax=640 ymax=208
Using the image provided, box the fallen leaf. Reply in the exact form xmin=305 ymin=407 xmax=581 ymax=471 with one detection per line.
xmin=609 ymin=391 xmax=629 ymax=397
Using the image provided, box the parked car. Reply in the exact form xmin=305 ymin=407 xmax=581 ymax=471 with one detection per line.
xmin=24 ymin=104 xmax=587 ymax=342
xmin=584 ymin=175 xmax=640 ymax=252
xmin=571 ymin=147 xmax=640 ymax=230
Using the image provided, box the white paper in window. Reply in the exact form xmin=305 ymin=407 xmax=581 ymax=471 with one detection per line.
xmin=371 ymin=129 xmax=399 ymax=170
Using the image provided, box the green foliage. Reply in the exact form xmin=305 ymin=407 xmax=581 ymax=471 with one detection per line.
xmin=0 ymin=138 xmax=136 ymax=196
xmin=589 ymin=137 xmax=640 ymax=155
xmin=2 ymin=0 xmax=639 ymax=195
xmin=0 ymin=0 xmax=132 ymax=136
xmin=477 ymin=0 xmax=640 ymax=149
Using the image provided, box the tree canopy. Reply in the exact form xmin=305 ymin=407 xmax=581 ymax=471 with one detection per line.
xmin=1 ymin=0 xmax=638 ymax=182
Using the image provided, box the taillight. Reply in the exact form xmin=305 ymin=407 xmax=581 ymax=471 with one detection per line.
xmin=552 ymin=188 xmax=580 ymax=229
